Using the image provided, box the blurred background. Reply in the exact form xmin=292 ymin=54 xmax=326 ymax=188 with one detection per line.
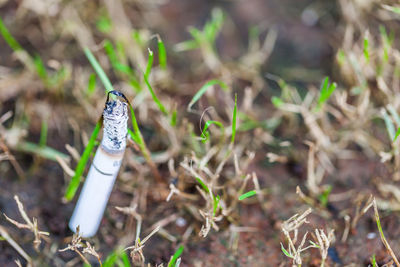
xmin=1 ymin=0 xmax=400 ymax=266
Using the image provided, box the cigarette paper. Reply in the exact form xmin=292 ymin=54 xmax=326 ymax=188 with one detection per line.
xmin=69 ymin=99 xmax=128 ymax=237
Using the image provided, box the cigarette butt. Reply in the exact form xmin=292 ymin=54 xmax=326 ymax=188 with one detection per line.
xmin=69 ymin=148 xmax=123 ymax=237
xmin=69 ymin=99 xmax=128 ymax=237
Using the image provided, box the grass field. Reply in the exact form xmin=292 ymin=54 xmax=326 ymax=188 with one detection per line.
xmin=1 ymin=0 xmax=400 ymax=266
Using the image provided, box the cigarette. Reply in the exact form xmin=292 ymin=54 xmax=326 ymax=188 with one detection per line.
xmin=69 ymin=98 xmax=128 ymax=237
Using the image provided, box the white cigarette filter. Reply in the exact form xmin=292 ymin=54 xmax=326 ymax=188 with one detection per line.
xmin=69 ymin=99 xmax=128 ymax=237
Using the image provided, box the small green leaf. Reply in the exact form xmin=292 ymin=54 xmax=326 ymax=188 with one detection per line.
xmin=127 ymin=128 xmax=139 ymax=145
xmin=187 ymin=80 xmax=228 ymax=111
xmin=394 ymin=127 xmax=400 ymax=142
xmin=157 ymin=36 xmax=167 ymax=70
xmin=120 ymin=251 xmax=131 ymax=267
xmin=337 ymin=49 xmax=346 ymax=66
xmin=317 ymin=185 xmax=332 ymax=207
xmin=104 ymin=250 xmax=131 ymax=267
xmin=168 ymin=245 xmax=184 ymax=267
xmin=103 ymin=251 xmax=118 ymax=267
xmin=363 ymin=35 xmax=370 ymax=62
xmin=309 ymin=240 xmax=320 ymax=248
xmin=200 ymin=120 xmax=224 ymax=143
xmin=239 ymin=190 xmax=257 ymax=200
xmin=204 ymin=8 xmax=225 ymax=43
xmin=33 ymin=54 xmax=48 ymax=80
xmin=174 ymin=39 xmax=199 ymax=52
xmin=104 ymin=40 xmax=134 ymax=77
xmin=318 ymin=77 xmax=337 ymax=106
xmin=143 ymin=72 xmax=168 ymax=116
xmin=271 ymin=96 xmax=284 ymax=108
xmin=96 ymin=15 xmax=112 ymax=33
xmin=170 ymin=109 xmax=177 ymax=127
xmin=145 ymin=49 xmax=154 ymax=78
xmin=379 ymin=25 xmax=393 ymax=63
xmin=280 ymin=243 xmax=293 ymax=259
xmin=87 ymin=73 xmax=96 ymax=94
xmin=371 ymin=254 xmax=378 ymax=267
xmin=213 ymin=195 xmax=220 ymax=216
xmin=196 ymin=177 xmax=209 ymax=193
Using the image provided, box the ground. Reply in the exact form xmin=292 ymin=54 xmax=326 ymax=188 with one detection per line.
xmin=1 ymin=0 xmax=400 ymax=266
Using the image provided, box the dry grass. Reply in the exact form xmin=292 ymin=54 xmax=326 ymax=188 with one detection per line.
xmin=1 ymin=0 xmax=400 ymax=266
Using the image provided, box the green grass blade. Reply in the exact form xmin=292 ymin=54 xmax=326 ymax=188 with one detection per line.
xmin=174 ymin=40 xmax=199 ymax=52
xmin=213 ymin=194 xmax=220 ymax=216
xmin=320 ymin=77 xmax=329 ymax=96
xmin=145 ymin=49 xmax=154 ymax=78
xmin=103 ymin=251 xmax=118 ymax=267
xmin=84 ymin=47 xmax=114 ymax=93
xmin=143 ymin=72 xmax=168 ymax=115
xmin=33 ymin=54 xmax=48 ymax=80
xmin=64 ymin=120 xmax=102 ymax=201
xmin=143 ymin=44 xmax=168 ymax=115
xmin=309 ymin=240 xmax=320 ymax=248
xmin=128 ymin=107 xmax=144 ymax=147
xmin=127 ymin=128 xmax=140 ymax=144
xmin=0 ymin=17 xmax=22 ymax=51
xmin=187 ymin=79 xmax=228 ymax=111
xmin=280 ymin=243 xmax=293 ymax=259
xmin=382 ymin=4 xmax=400 ymax=14
xmin=318 ymin=77 xmax=337 ymax=106
xmin=104 ymin=250 xmax=131 ymax=267
xmin=379 ymin=25 xmax=392 ymax=63
xmin=372 ymin=200 xmax=399 ymax=266
xmin=271 ymin=96 xmax=284 ymax=108
xmin=238 ymin=190 xmax=257 ymax=200
xmin=394 ymin=127 xmax=400 ymax=142
xmin=231 ymin=94 xmax=237 ymax=144
xmin=104 ymin=40 xmax=118 ymax=64
xmin=17 ymin=142 xmax=69 ymax=162
xmin=87 ymin=73 xmax=97 ymax=94
xmin=127 ymin=104 xmax=154 ymax=174
xmin=200 ymin=120 xmax=224 ymax=143
xmin=104 ymin=40 xmax=134 ymax=76
xmin=170 ymin=108 xmax=177 ymax=126
xmin=363 ymin=35 xmax=370 ymax=62
xmin=157 ymin=36 xmax=167 ymax=70
xmin=120 ymin=251 xmax=131 ymax=267
xmin=168 ymin=245 xmax=184 ymax=267
xmin=39 ymin=120 xmax=48 ymax=147
xmin=96 ymin=14 xmax=112 ymax=33
xmin=204 ymin=8 xmax=225 ymax=43
xmin=196 ymin=177 xmax=209 ymax=193
xmin=188 ymin=27 xmax=203 ymax=44
xmin=371 ymin=254 xmax=378 ymax=267
xmin=317 ymin=185 xmax=332 ymax=207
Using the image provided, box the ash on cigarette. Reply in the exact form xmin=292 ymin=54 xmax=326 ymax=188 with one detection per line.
xmin=102 ymin=100 xmax=128 ymax=153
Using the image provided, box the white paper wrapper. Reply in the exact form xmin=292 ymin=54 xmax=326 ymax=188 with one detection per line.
xmin=69 ymin=99 xmax=128 ymax=237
